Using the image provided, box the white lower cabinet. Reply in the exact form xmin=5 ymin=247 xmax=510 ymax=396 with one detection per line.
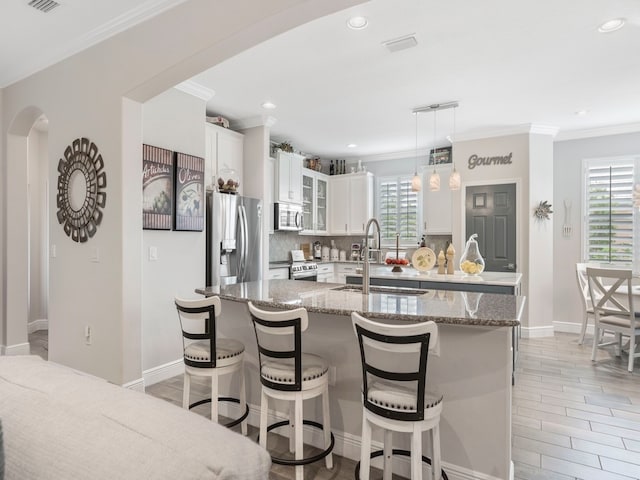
xmin=335 ymin=263 xmax=358 ymax=284
xmin=316 ymin=263 xmax=334 ymax=283
xmin=268 ymin=267 xmax=289 ymax=280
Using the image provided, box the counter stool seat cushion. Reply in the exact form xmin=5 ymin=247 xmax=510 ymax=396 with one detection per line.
xmin=261 ymin=353 xmax=328 ymax=385
xmin=184 ymin=338 xmax=245 ymax=363
xmin=368 ymin=381 xmax=443 ymax=412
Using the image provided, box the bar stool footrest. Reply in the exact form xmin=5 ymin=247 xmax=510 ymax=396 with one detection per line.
xmin=354 ymin=448 xmax=448 ymax=480
xmin=189 ymin=397 xmax=249 ymax=428
xmin=259 ymin=419 xmax=335 ymax=466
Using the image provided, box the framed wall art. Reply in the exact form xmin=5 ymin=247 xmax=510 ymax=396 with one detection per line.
xmin=142 ymin=144 xmax=173 ymax=230
xmin=428 ymin=146 xmax=452 ymax=165
xmin=174 ymin=151 xmax=205 ymax=231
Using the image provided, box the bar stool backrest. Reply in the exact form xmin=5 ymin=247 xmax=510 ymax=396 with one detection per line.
xmin=248 ymin=302 xmax=309 ymax=392
xmin=352 ymin=312 xmax=438 ymax=422
xmin=175 ymin=296 xmax=221 ymax=369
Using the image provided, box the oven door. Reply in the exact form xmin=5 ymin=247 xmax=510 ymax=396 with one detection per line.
xmin=291 ymin=271 xmax=317 ymax=281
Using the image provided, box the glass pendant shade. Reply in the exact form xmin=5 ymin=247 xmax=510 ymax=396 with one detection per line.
xmin=429 ymin=169 xmax=440 ymax=191
xmin=449 ymin=166 xmax=461 ymax=190
xmin=411 ymin=173 xmax=422 ymax=192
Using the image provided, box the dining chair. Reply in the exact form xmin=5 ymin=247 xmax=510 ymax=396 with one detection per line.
xmin=586 ymin=267 xmax=640 ymax=373
xmin=576 ymin=263 xmax=595 ymax=344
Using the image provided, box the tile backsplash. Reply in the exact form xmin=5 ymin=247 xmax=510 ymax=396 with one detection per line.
xmin=269 ymin=231 xmax=452 ymax=262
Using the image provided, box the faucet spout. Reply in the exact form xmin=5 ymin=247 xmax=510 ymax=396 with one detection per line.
xmin=362 ymin=217 xmax=381 ymax=295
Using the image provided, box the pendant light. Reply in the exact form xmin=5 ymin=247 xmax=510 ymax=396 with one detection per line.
xmin=449 ymin=105 xmax=461 ymax=190
xmin=429 ymin=110 xmax=440 ymax=191
xmin=411 ymin=112 xmax=422 ymax=192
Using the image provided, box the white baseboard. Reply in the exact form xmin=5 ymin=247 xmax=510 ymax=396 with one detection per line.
xmin=142 ymin=358 xmax=184 ymax=387
xmin=520 ymin=325 xmax=555 ymax=338
xmin=123 ymin=378 xmax=145 ymax=392
xmin=4 ymin=342 xmax=31 ymax=355
xmin=553 ymin=320 xmax=593 ymax=337
xmin=28 ymin=319 xmax=48 ymax=333
xmin=218 ymin=401 xmax=508 ymax=480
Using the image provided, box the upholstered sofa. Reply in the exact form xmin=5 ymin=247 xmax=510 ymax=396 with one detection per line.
xmin=0 ymin=355 xmax=270 ymax=480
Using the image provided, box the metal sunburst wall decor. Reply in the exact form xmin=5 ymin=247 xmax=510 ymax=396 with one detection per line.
xmin=533 ymin=200 xmax=552 ymax=220
xmin=56 ymin=137 xmax=107 ymax=242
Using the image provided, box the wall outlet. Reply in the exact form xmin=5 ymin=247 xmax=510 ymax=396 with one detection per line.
xmin=84 ymin=325 xmax=92 ymax=345
xmin=90 ymin=247 xmax=100 ymax=263
xmin=149 ymin=246 xmax=158 ymax=261
xmin=50 ymin=244 xmax=57 ymax=258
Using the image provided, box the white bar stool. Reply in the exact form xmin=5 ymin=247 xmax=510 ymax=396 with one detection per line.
xmin=352 ymin=312 xmax=447 ymax=480
xmin=248 ymin=301 xmax=334 ymax=480
xmin=175 ymin=295 xmax=248 ymax=434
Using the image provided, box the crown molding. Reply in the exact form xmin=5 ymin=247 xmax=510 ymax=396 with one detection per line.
xmin=455 ymin=124 xmax=558 ymax=142
xmin=232 ymin=115 xmax=278 ymax=130
xmin=174 ymin=80 xmax=215 ymax=101
xmin=555 ymin=122 xmax=640 ymax=141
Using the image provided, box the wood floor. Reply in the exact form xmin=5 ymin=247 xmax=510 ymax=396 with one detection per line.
xmin=28 ymin=331 xmax=640 ymax=480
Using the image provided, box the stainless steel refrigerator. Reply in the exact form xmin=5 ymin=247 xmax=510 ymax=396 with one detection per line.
xmin=206 ymin=190 xmax=263 ymax=286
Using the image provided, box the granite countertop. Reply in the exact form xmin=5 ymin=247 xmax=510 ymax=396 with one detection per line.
xmin=347 ymin=265 xmax=522 ymax=287
xmin=196 ymin=279 xmax=524 ymax=327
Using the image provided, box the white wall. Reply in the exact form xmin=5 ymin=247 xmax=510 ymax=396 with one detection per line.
xmin=528 ymin=133 xmax=554 ymax=336
xmin=142 ymin=88 xmax=207 ymax=373
xmin=1 ymin=0 xmax=362 ymax=382
xmin=553 ymin=132 xmax=640 ymax=334
xmin=0 ymin=88 xmax=4 ymax=350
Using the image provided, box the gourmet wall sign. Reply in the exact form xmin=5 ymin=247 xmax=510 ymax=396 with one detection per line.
xmin=467 ymin=152 xmax=513 ymax=170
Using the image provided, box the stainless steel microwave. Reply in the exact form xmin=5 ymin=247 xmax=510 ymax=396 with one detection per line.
xmin=274 ymin=202 xmax=303 ymax=231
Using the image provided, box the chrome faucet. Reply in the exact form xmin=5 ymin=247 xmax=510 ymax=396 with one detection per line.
xmin=362 ymin=217 xmax=381 ymax=295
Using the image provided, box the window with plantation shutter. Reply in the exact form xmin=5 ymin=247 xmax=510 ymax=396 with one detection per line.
xmin=377 ymin=176 xmax=420 ymax=246
xmin=583 ymin=158 xmax=639 ymax=265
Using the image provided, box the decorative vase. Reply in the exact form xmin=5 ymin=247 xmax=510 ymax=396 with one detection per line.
xmin=459 ymin=233 xmax=485 ymax=275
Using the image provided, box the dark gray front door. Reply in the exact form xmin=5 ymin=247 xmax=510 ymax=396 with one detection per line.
xmin=465 ymin=183 xmax=516 ymax=272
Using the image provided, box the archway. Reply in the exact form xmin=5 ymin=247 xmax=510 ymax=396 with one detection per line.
xmin=4 ymin=106 xmax=49 ymax=355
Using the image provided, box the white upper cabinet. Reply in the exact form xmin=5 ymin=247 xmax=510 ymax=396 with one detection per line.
xmin=423 ymin=164 xmax=453 ymax=234
xmin=205 ymin=123 xmax=244 ymax=194
xmin=301 ymin=169 xmax=329 ymax=235
xmin=329 ymin=172 xmax=373 ymax=235
xmin=274 ymin=151 xmax=303 ymax=205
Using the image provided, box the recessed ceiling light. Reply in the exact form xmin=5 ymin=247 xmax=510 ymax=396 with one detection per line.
xmin=347 ymin=16 xmax=368 ymax=30
xmin=598 ymin=18 xmax=626 ymax=33
xmin=261 ymin=101 xmax=276 ymax=109
xmin=347 ymin=144 xmax=357 ymax=148
xmin=575 ymin=109 xmax=589 ymax=116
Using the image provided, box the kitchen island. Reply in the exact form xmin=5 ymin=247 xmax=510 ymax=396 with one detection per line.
xmin=196 ymin=280 xmax=525 ymax=480
xmin=346 ymin=265 xmax=522 ymax=295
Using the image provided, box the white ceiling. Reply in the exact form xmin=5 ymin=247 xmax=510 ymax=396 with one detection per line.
xmin=0 ymin=0 xmax=187 ymax=88
xmin=3 ymin=0 xmax=640 ymax=159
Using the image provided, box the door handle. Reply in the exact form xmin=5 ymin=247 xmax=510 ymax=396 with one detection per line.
xmin=505 ymin=263 xmax=515 ymax=271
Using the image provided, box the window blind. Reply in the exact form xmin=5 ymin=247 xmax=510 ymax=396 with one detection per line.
xmin=585 ymin=163 xmax=634 ymax=264
xmin=377 ymin=176 xmax=419 ymax=245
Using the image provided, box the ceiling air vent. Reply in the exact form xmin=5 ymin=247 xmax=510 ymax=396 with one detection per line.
xmin=382 ymin=34 xmax=417 ymax=53
xmin=28 ymin=0 xmax=60 ymax=13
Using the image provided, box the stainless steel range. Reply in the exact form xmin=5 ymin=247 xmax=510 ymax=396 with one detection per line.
xmin=290 ymin=249 xmax=318 ymax=281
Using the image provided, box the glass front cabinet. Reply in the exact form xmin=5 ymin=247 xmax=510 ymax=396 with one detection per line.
xmin=301 ymin=170 xmax=329 ymax=235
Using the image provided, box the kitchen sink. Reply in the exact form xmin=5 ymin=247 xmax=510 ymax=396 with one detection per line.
xmin=331 ymin=285 xmax=430 ymax=296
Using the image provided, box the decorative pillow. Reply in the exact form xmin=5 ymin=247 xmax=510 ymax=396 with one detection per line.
xmin=0 ymin=419 xmax=4 ymax=480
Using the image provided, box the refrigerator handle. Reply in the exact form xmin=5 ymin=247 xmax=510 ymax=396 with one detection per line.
xmin=238 ymin=205 xmax=248 ymax=281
